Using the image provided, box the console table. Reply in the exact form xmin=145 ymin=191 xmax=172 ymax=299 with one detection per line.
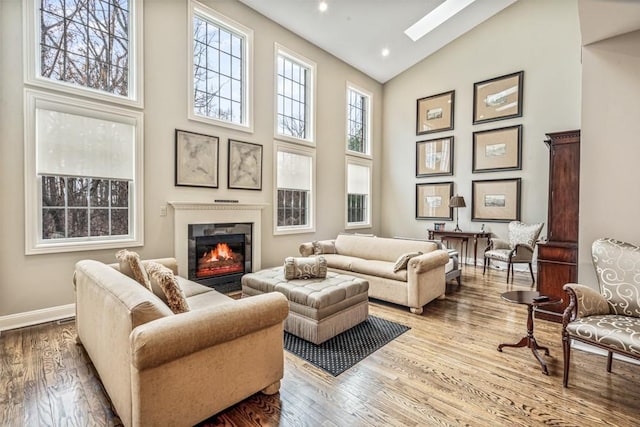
xmin=427 ymin=229 xmax=491 ymax=266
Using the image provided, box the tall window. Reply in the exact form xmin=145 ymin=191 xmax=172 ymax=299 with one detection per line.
xmin=25 ymin=0 xmax=143 ymax=106
xmin=25 ymin=90 xmax=143 ymax=254
xmin=346 ymin=159 xmax=371 ymax=228
xmin=274 ymin=142 xmax=315 ymax=234
xmin=346 ymin=84 xmax=372 ymax=156
xmin=189 ymin=1 xmax=253 ymax=131
xmin=275 ymin=44 xmax=315 ymax=144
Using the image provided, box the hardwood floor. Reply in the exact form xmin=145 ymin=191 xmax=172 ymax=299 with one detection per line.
xmin=2 ymin=267 xmax=639 ymax=426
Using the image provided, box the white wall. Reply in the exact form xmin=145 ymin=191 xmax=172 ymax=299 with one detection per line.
xmin=0 ymin=0 xmax=382 ymax=317
xmin=579 ymin=29 xmax=640 ymax=286
xmin=380 ymin=0 xmax=582 ymax=265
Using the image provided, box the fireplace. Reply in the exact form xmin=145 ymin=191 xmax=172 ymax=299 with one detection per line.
xmin=188 ymin=222 xmax=252 ymax=293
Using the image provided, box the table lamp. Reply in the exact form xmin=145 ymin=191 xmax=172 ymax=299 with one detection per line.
xmin=449 ymin=195 xmax=466 ymax=232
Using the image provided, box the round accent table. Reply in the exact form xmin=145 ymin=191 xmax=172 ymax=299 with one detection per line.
xmin=497 ymin=290 xmax=562 ymax=375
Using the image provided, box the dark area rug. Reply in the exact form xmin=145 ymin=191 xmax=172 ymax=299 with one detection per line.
xmin=284 ymin=315 xmax=410 ymax=376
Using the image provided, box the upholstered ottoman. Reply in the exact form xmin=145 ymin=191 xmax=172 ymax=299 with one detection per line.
xmin=242 ymin=267 xmax=369 ymax=344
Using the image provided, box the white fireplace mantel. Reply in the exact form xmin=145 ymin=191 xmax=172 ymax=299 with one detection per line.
xmin=168 ymin=201 xmax=268 ymax=277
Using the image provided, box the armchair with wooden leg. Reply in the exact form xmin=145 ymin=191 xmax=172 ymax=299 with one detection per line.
xmin=483 ymin=221 xmax=544 ymax=284
xmin=562 ymin=238 xmax=640 ymax=387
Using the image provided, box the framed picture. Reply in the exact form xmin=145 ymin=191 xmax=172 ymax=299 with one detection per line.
xmin=227 ymin=139 xmax=263 ymax=190
xmin=472 ymin=178 xmax=521 ymax=222
xmin=416 ymin=90 xmax=455 ymax=135
xmin=472 ymin=125 xmax=522 ymax=173
xmin=473 ymin=71 xmax=523 ymax=124
xmin=175 ymin=129 xmax=219 ymax=188
xmin=416 ymin=137 xmax=454 ymax=177
xmin=416 ymin=182 xmax=453 ymax=220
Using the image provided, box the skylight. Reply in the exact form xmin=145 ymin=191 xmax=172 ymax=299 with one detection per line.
xmin=405 ymin=0 xmax=477 ymax=42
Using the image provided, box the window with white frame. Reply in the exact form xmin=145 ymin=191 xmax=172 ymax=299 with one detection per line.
xmin=346 ymin=84 xmax=372 ymax=156
xmin=24 ymin=89 xmax=143 ymax=254
xmin=275 ymin=44 xmax=315 ymax=143
xmin=346 ymin=158 xmax=371 ymax=228
xmin=274 ymin=142 xmax=315 ymax=234
xmin=25 ymin=0 xmax=143 ymax=106
xmin=189 ymin=1 xmax=253 ymax=130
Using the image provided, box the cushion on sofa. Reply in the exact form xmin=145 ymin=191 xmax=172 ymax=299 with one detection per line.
xmin=284 ymin=256 xmax=327 ymax=279
xmin=115 ymin=249 xmax=152 ymax=292
xmin=393 ymin=252 xmax=423 ymax=272
xmin=349 ymin=259 xmax=408 ymax=282
xmin=319 ymin=254 xmax=363 ymax=271
xmin=145 ymin=262 xmax=190 ymax=314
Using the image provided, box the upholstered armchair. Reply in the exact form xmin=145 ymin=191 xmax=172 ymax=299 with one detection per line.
xmin=562 ymin=238 xmax=640 ymax=387
xmin=483 ymin=221 xmax=544 ymax=284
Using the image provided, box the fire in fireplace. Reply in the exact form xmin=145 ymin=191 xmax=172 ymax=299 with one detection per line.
xmin=196 ymin=242 xmax=244 ymax=278
xmin=192 ymin=233 xmax=246 ymax=286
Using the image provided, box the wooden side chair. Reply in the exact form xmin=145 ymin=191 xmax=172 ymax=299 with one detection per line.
xmin=562 ymin=237 xmax=640 ymax=387
xmin=483 ymin=221 xmax=544 ymax=284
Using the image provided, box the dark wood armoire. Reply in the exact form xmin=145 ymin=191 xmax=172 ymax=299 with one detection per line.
xmin=536 ymin=130 xmax=580 ymax=322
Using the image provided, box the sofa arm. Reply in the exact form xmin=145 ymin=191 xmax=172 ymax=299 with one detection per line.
xmin=299 ymin=242 xmax=315 ymax=257
xmin=408 ymin=250 xmax=450 ymax=274
xmin=130 ymin=292 xmax=289 ymax=370
xmin=562 ymin=283 xmax=610 ymax=321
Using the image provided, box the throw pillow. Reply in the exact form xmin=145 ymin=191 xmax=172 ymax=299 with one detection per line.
xmin=312 ymin=240 xmax=337 ymax=255
xmin=393 ymin=252 xmax=423 ymax=273
xmin=284 ymin=256 xmax=328 ymax=280
xmin=115 ymin=249 xmax=152 ymax=292
xmin=144 ymin=262 xmax=190 ymax=314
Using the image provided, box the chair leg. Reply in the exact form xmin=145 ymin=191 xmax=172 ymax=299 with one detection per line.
xmin=607 ymin=351 xmax=613 ymax=372
xmin=529 ymin=263 xmax=535 ymax=285
xmin=483 ymin=257 xmax=487 ymax=275
xmin=506 ymin=261 xmax=511 ymax=283
xmin=563 ymin=335 xmax=571 ymax=387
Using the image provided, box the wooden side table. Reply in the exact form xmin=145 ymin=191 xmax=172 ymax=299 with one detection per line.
xmin=427 ymin=229 xmax=491 ymax=267
xmin=497 ymin=290 xmax=562 ymax=375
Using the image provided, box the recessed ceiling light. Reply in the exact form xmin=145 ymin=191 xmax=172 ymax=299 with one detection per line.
xmin=318 ymin=1 xmax=328 ymax=12
xmin=405 ymin=0 xmax=477 ymax=42
xmin=381 ymin=48 xmax=390 ymax=57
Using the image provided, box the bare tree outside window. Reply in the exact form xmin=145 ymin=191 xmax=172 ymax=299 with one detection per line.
xmin=193 ymin=15 xmax=244 ymax=124
xmin=277 ymin=55 xmax=307 ymax=139
xmin=347 ymin=194 xmax=367 ymax=223
xmin=40 ymin=0 xmax=130 ymax=96
xmin=277 ymin=189 xmax=308 ymax=227
xmin=41 ymin=175 xmax=129 ymax=240
xmin=347 ymin=88 xmax=368 ymax=153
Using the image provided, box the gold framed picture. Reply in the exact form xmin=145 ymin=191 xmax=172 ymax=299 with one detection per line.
xmin=472 ymin=125 xmax=522 ymax=173
xmin=416 ymin=182 xmax=453 ymax=220
xmin=472 ymin=178 xmax=521 ymax=222
xmin=416 ymin=90 xmax=455 ymax=135
xmin=473 ymin=71 xmax=523 ymax=124
xmin=416 ymin=136 xmax=454 ymax=177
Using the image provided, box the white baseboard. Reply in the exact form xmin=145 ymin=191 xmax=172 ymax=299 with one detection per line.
xmin=467 ymin=258 xmax=538 ymax=273
xmin=572 ymin=339 xmax=640 ymax=366
xmin=0 ymin=304 xmax=75 ymax=334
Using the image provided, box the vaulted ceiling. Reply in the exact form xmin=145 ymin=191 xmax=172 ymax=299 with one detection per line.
xmin=239 ymin=0 xmax=517 ymax=83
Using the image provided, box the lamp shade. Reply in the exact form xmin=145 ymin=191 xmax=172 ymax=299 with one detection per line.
xmin=449 ymin=195 xmax=466 ymax=208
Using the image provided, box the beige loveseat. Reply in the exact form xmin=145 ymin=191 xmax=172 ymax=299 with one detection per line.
xmin=73 ymin=257 xmax=289 ymax=427
xmin=300 ymin=235 xmax=450 ymax=314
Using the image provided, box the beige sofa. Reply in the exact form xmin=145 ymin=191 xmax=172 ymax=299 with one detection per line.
xmin=300 ymin=235 xmax=450 ymax=314
xmin=73 ymin=257 xmax=289 ymax=427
